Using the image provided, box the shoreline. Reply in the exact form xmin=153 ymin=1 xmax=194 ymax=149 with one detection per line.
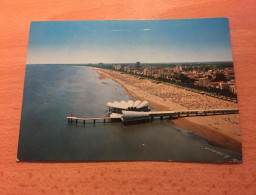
xmin=93 ymin=67 xmax=242 ymax=153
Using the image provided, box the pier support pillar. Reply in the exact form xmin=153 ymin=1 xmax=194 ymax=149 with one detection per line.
xmin=94 ymin=119 xmax=95 ymax=124
xmin=76 ymin=119 xmax=77 ymax=124
xmin=151 ymin=116 xmax=154 ymax=121
xmin=104 ymin=119 xmax=105 ymax=123
xmin=160 ymin=116 xmax=163 ymax=120
xmin=83 ymin=120 xmax=85 ymax=124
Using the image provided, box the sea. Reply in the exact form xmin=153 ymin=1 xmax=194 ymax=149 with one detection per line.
xmin=17 ymin=64 xmax=242 ymax=162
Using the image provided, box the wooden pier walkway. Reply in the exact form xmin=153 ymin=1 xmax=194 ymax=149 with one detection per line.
xmin=66 ymin=116 xmax=116 ymax=124
xmin=147 ymin=108 xmax=239 ymax=120
xmin=66 ymin=108 xmax=239 ymax=124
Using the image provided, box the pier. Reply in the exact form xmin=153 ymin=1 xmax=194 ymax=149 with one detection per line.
xmin=66 ymin=108 xmax=239 ymax=124
xmin=121 ymin=108 xmax=238 ymax=123
xmin=66 ymin=116 xmax=116 ymax=124
xmin=146 ymin=108 xmax=239 ymax=121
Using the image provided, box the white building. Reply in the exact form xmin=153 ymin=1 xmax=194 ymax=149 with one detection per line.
xmin=229 ymin=85 xmax=236 ymax=94
xmin=219 ymin=83 xmax=230 ymax=90
xmin=114 ymin=64 xmax=122 ymax=70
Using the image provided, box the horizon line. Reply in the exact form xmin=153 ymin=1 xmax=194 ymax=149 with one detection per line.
xmin=27 ymin=60 xmax=233 ymax=65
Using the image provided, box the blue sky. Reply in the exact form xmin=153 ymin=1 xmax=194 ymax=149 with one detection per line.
xmin=27 ymin=18 xmax=233 ymax=64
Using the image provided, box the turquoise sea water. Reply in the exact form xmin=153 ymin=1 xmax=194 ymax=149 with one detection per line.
xmin=17 ymin=65 xmax=242 ymax=162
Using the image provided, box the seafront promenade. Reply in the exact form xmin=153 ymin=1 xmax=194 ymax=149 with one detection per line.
xmin=117 ymin=69 xmax=237 ymax=103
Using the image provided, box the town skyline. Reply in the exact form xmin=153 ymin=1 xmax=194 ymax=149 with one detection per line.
xmin=110 ymin=61 xmax=237 ymax=100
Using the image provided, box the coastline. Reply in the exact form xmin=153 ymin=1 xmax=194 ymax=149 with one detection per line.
xmin=93 ymin=67 xmax=242 ymax=153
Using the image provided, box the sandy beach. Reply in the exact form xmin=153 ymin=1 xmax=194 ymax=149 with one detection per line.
xmin=93 ymin=68 xmax=241 ymax=152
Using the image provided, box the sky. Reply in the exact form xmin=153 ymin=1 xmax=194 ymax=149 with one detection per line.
xmin=27 ymin=18 xmax=233 ymax=64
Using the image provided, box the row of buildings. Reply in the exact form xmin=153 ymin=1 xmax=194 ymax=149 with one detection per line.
xmin=112 ymin=62 xmax=236 ymax=94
